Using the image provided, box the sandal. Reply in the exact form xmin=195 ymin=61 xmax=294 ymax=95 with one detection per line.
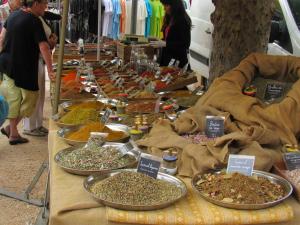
xmin=9 ymin=136 xmax=29 ymax=145
xmin=23 ymin=129 xmax=46 ymax=137
xmin=38 ymin=126 xmax=48 ymax=134
xmin=1 ymin=127 xmax=9 ymax=138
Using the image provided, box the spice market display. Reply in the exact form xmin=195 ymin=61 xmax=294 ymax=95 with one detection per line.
xmin=49 ymin=40 xmax=300 ymax=225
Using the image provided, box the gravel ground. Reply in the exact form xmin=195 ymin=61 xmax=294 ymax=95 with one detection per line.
xmin=0 ymin=81 xmax=51 ymax=225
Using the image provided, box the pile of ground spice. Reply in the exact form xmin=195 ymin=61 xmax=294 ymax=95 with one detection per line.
xmin=195 ymin=172 xmax=285 ymax=204
xmin=67 ymin=122 xmax=127 ymax=142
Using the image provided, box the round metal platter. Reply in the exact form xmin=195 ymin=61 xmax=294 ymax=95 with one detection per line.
xmin=83 ymin=169 xmax=187 ymax=211
xmin=57 ymin=123 xmax=130 ymax=147
xmin=191 ymin=170 xmax=293 ymax=210
xmin=54 ymin=143 xmax=139 ymax=176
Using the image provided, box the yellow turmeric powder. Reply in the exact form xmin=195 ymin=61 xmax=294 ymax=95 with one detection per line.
xmin=67 ymin=122 xmax=127 ymax=142
xmin=59 ymin=108 xmax=99 ymax=125
xmin=68 ymin=101 xmax=105 ymax=111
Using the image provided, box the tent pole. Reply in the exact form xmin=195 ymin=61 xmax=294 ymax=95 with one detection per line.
xmin=52 ymin=0 xmax=70 ymax=115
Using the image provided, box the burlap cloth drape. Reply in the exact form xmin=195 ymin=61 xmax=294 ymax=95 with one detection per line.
xmin=137 ymin=53 xmax=300 ymax=177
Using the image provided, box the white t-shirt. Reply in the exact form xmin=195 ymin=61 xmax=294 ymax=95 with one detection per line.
xmin=102 ymin=0 xmax=113 ymax=36
xmin=136 ymin=0 xmax=148 ymax=35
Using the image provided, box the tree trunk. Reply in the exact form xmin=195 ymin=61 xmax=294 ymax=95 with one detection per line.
xmin=209 ymin=0 xmax=274 ymax=83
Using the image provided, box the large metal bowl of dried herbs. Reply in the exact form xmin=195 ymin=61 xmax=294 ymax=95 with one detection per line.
xmin=54 ymin=143 xmax=138 ymax=176
xmin=84 ymin=169 xmax=187 ymax=210
xmin=192 ymin=170 xmax=292 ymax=210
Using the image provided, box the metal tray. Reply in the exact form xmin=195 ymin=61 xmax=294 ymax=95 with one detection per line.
xmin=57 ymin=123 xmax=130 ymax=147
xmin=191 ymin=170 xmax=293 ymax=210
xmin=84 ymin=169 xmax=187 ymax=211
xmin=54 ymin=143 xmax=139 ymax=176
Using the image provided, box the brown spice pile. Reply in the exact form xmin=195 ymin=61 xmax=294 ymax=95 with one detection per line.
xmin=195 ymin=172 xmax=285 ymax=204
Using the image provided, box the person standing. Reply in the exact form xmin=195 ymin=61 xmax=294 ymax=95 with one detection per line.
xmin=0 ymin=0 xmax=54 ymax=145
xmin=23 ymin=15 xmax=58 ymax=136
xmin=0 ymin=0 xmax=21 ymax=32
xmin=159 ymin=0 xmax=191 ymax=68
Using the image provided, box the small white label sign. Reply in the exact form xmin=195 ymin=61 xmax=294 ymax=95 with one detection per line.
xmin=227 ymin=154 xmax=255 ymax=176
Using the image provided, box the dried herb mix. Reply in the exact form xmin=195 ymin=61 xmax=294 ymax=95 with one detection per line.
xmin=60 ymin=146 xmax=135 ymax=170
xmin=91 ymin=171 xmax=182 ymax=205
xmin=195 ymin=172 xmax=285 ymax=204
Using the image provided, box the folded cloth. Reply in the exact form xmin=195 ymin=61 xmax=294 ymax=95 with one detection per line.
xmin=107 ymin=178 xmax=294 ymax=225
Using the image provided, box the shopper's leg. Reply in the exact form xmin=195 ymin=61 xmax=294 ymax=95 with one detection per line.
xmin=23 ymin=59 xmax=45 ymax=131
xmin=9 ymin=117 xmax=22 ymax=138
xmin=37 ymin=63 xmax=45 ymax=128
xmin=19 ymin=88 xmax=39 ymax=141
xmin=0 ymin=74 xmax=22 ymax=139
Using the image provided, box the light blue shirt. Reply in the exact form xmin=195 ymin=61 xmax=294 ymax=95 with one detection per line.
xmin=144 ymin=0 xmax=152 ymax=37
xmin=111 ymin=0 xmax=122 ymax=40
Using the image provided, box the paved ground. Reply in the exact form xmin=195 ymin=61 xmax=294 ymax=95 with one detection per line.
xmin=0 ymin=81 xmax=51 ymax=225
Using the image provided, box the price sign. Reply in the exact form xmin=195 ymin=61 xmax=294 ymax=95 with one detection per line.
xmin=227 ymin=154 xmax=255 ymax=176
xmin=111 ymin=74 xmax=120 ymax=81
xmin=205 ymin=116 xmax=225 ymax=138
xmin=145 ymin=82 xmax=155 ymax=92
xmin=168 ymin=58 xmax=175 ymax=67
xmin=264 ymin=83 xmax=284 ymax=101
xmin=135 ymin=76 xmax=143 ymax=83
xmin=100 ymin=108 xmax=112 ymax=124
xmin=137 ymin=153 xmax=161 ymax=179
xmin=283 ymin=152 xmax=300 ymax=171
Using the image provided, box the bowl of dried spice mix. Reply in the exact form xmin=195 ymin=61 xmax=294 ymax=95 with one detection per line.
xmin=57 ymin=122 xmax=130 ymax=146
xmin=52 ymin=108 xmax=100 ymax=129
xmin=54 ymin=143 xmax=139 ymax=176
xmin=192 ymin=170 xmax=292 ymax=210
xmin=84 ymin=170 xmax=187 ymax=210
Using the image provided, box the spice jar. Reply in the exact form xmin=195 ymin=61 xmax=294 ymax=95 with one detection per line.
xmin=139 ymin=115 xmax=149 ymax=134
xmin=116 ymin=101 xmax=126 ymax=114
xmin=134 ymin=115 xmax=142 ymax=129
xmin=160 ymin=150 xmax=178 ymax=175
xmin=129 ymin=129 xmax=144 ymax=141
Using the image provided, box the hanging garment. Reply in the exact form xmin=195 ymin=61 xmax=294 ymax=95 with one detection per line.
xmin=149 ymin=0 xmax=164 ymax=38
xmin=125 ymin=0 xmax=132 ymax=34
xmin=136 ymin=0 xmax=148 ymax=35
xmin=67 ymin=0 xmax=91 ymax=42
xmin=120 ymin=0 xmax=126 ymax=34
xmin=144 ymin=0 xmax=152 ymax=37
xmin=111 ymin=0 xmax=122 ymax=39
xmin=88 ymin=0 xmax=99 ymax=35
xmin=102 ymin=0 xmax=113 ymax=37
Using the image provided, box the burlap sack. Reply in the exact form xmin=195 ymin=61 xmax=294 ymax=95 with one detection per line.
xmin=137 ymin=53 xmax=300 ymax=177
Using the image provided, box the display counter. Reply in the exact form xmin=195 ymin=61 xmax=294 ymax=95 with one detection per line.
xmin=48 ymin=120 xmax=300 ymax=225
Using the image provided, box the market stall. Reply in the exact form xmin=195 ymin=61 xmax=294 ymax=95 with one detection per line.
xmin=48 ymin=121 xmax=300 ymax=225
xmin=47 ymin=50 xmax=300 ymax=225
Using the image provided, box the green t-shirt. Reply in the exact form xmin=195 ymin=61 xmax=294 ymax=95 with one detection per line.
xmin=149 ymin=0 xmax=165 ymax=38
